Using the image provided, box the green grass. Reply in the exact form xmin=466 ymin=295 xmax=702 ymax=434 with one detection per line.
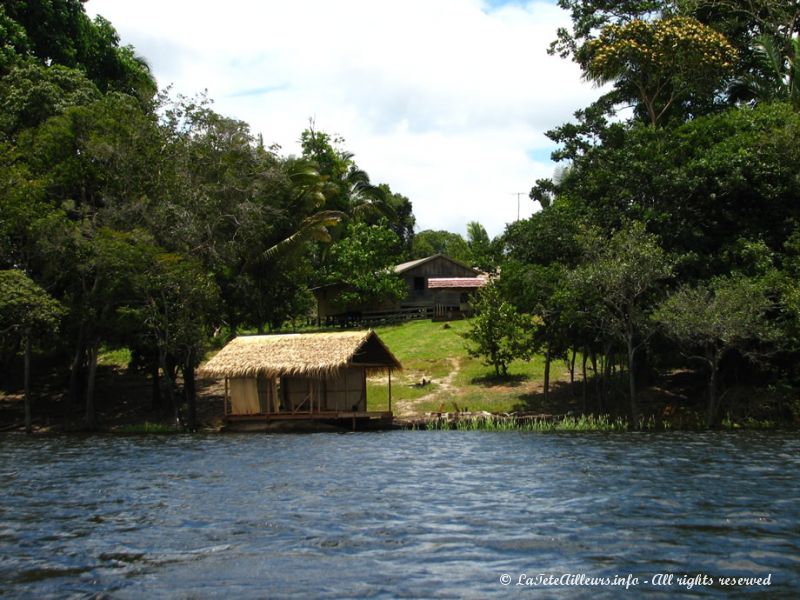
xmin=454 ymin=354 xmax=567 ymax=387
xmin=369 ymin=319 xmax=573 ymax=415
xmin=374 ymin=319 xmax=471 ymax=377
xmin=98 ymin=346 xmax=132 ymax=368
xmin=411 ymin=394 xmax=522 ymax=415
xmin=367 ymin=380 xmax=437 ymax=412
xmin=373 ymin=319 xmax=472 ymax=358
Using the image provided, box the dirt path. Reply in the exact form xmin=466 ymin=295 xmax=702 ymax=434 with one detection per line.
xmin=395 ymin=357 xmax=461 ymax=417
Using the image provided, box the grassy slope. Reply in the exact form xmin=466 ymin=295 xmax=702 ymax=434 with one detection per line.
xmin=367 ymin=319 xmax=570 ymax=414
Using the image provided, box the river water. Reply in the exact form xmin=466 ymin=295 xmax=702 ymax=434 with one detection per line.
xmin=0 ymin=431 xmax=798 ymax=598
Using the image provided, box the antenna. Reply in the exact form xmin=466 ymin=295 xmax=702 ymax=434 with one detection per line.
xmin=509 ymin=192 xmax=525 ymax=221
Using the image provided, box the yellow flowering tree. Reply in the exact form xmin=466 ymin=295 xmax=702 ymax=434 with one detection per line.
xmin=585 ymin=16 xmax=736 ymax=125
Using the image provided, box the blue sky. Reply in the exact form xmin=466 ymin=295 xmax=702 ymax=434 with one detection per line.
xmin=87 ymin=0 xmax=598 ymax=238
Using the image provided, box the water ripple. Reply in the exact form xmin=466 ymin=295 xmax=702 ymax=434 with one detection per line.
xmin=0 ymin=431 xmax=797 ymax=598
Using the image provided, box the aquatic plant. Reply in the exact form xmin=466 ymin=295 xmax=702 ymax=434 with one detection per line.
xmin=115 ymin=422 xmax=178 ymax=434
xmin=721 ymin=414 xmax=779 ymax=430
xmin=423 ymin=413 xmax=630 ymax=432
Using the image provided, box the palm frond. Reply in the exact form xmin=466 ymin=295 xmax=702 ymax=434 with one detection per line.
xmin=263 ymin=210 xmax=345 ymax=260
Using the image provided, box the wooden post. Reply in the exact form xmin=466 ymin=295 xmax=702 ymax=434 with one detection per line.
xmin=224 ymin=377 xmax=229 ymax=415
xmin=388 ymin=369 xmax=392 ymax=413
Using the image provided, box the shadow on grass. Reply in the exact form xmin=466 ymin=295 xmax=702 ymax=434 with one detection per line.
xmin=469 ymin=373 xmax=530 ymax=388
xmin=511 ymin=371 xmax=704 ymax=418
xmin=512 ymin=381 xmax=582 ymax=414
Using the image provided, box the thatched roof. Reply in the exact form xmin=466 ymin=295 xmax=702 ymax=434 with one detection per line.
xmin=198 ymin=330 xmax=401 ymax=379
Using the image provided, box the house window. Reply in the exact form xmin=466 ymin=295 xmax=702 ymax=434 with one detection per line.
xmin=460 ymin=292 xmax=469 ymax=304
xmin=414 ymin=277 xmax=425 ymax=291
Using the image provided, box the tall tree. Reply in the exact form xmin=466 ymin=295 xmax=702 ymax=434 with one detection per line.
xmin=2 ymin=1 xmax=156 ymax=100
xmin=0 ymin=63 xmax=100 ymax=138
xmin=466 ymin=221 xmax=497 ymax=272
xmin=583 ymin=16 xmax=736 ymax=125
xmin=655 ymin=275 xmax=777 ymax=427
xmin=461 ymin=282 xmax=536 ymax=378
xmin=571 ymin=222 xmax=673 ymax=424
xmin=321 ymin=221 xmax=407 ymax=309
xmin=412 ymin=229 xmax=471 ymax=263
xmin=0 ymin=269 xmax=63 ymax=433
xmin=502 ymin=200 xmax=586 ymax=401
xmin=128 ymin=249 xmax=220 ymax=431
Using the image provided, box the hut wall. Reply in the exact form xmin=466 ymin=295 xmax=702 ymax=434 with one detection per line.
xmin=281 ymin=369 xmax=366 ymax=413
xmin=229 ymin=377 xmax=260 ymax=414
xmin=282 ymin=376 xmax=321 ymax=412
xmin=229 ymin=376 xmax=277 ymax=414
xmin=323 ymin=367 xmax=365 ymax=411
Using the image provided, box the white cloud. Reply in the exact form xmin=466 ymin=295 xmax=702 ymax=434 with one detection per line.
xmin=87 ymin=0 xmax=600 ymax=237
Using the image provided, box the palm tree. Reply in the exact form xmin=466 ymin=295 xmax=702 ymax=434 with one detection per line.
xmin=730 ymin=34 xmax=800 ymax=108
xmin=263 ymin=209 xmax=344 ymax=260
xmin=338 ymin=165 xmax=396 ymax=223
xmin=263 ymin=159 xmax=345 ymax=260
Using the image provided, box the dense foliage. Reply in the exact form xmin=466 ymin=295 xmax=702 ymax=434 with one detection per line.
xmin=501 ymin=0 xmax=800 ymax=427
xmin=3 ymin=0 xmax=800 ymax=431
xmin=0 ymin=2 xmax=417 ymax=430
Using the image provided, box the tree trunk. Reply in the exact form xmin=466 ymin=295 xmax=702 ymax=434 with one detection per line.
xmin=84 ymin=341 xmax=99 ymax=430
xmin=23 ymin=332 xmax=32 ymax=435
xmin=589 ymin=350 xmax=599 ymax=410
xmin=581 ymin=348 xmax=588 ymax=413
xmin=158 ymin=348 xmax=178 ymax=423
xmin=706 ymin=354 xmax=720 ymax=429
xmin=627 ymin=334 xmax=639 ymax=428
xmin=183 ymin=359 xmax=197 ymax=432
xmin=543 ymin=343 xmax=551 ymax=404
xmin=569 ymin=348 xmax=576 ymax=393
xmin=68 ymin=339 xmax=85 ymax=407
xmin=151 ymin=358 xmax=161 ymax=409
xmin=601 ymin=343 xmax=613 ymax=412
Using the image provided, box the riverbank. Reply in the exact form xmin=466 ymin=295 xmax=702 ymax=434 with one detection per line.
xmin=1 ymin=320 xmax=798 ymax=433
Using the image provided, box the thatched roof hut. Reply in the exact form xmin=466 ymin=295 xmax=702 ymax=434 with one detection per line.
xmin=199 ymin=330 xmax=401 ymax=379
xmin=199 ymin=331 xmax=401 ymax=427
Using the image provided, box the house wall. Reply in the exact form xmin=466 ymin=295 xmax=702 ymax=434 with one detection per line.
xmin=431 ymin=288 xmax=480 ymax=320
xmin=315 ymin=284 xmax=348 ymax=321
xmin=314 ymin=255 xmax=480 ymax=321
xmin=401 ymin=256 xmax=477 ymax=306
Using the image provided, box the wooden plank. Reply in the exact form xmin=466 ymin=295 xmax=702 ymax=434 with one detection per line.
xmin=226 ymin=410 xmax=392 ymax=422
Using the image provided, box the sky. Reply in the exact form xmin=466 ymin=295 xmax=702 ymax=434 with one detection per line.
xmin=86 ymin=0 xmax=601 ymax=238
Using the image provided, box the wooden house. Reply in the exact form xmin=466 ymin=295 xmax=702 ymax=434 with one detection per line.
xmin=314 ymin=254 xmax=488 ymax=324
xmin=198 ymin=331 xmax=401 ymax=431
xmin=427 ymin=276 xmax=488 ymax=320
